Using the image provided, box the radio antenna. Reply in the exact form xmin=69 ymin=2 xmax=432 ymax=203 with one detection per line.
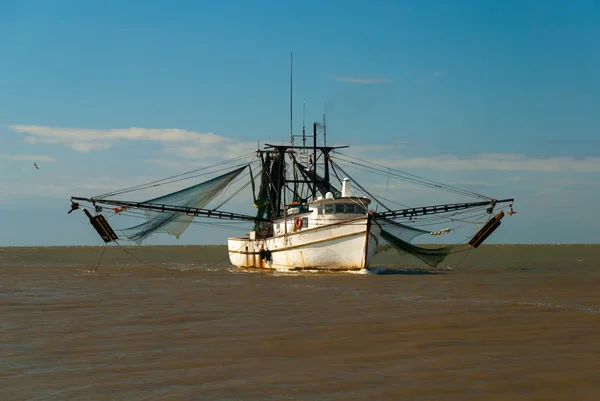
xmin=323 ymin=101 xmax=327 ymax=147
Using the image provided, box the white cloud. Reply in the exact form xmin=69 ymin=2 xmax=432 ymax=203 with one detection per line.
xmin=10 ymin=125 xmax=225 ymax=152
xmin=0 ymin=153 xmax=56 ymax=162
xmin=165 ymin=145 xmax=215 ymax=159
xmin=224 ymin=141 xmax=260 ymax=159
xmin=0 ymin=173 xmax=194 ymax=201
xmin=9 ymin=125 xmax=262 ymax=168
xmin=385 ymin=153 xmax=600 ymax=173
xmin=448 ymin=180 xmax=500 ymax=187
xmin=334 ymin=76 xmax=393 ymax=84
xmin=146 ymin=159 xmax=186 ymax=168
xmin=77 ymin=176 xmax=157 ymax=192
xmin=371 ymin=182 xmax=427 ymax=192
xmin=145 ymin=158 xmax=223 ymax=169
xmin=332 ymin=149 xmax=600 ymax=208
xmin=162 ymin=140 xmax=258 ymax=161
xmin=0 ymin=182 xmax=71 ymax=199
xmin=67 ymin=142 xmax=113 ymax=152
xmin=343 ymin=144 xmax=396 ymax=154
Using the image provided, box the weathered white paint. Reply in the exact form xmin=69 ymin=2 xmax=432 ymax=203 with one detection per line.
xmin=228 ymin=197 xmax=381 ymax=271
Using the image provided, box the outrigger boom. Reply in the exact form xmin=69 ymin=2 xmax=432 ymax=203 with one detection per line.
xmin=69 ymin=197 xmax=268 ymax=223
xmin=375 ymin=198 xmax=515 ymax=219
xmin=72 ymin=196 xmax=514 ymax=223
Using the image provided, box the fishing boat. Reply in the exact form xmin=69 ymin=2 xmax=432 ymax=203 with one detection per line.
xmin=68 ymin=122 xmax=515 ymax=271
xmin=226 ymin=140 xmax=382 ymax=271
xmin=68 ymin=57 xmax=516 ymax=271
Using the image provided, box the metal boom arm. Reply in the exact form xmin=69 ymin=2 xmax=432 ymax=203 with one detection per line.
xmin=70 ymin=197 xmax=268 ymax=223
xmin=374 ymin=198 xmax=514 ymax=219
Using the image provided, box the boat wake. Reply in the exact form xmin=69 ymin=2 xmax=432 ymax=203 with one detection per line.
xmin=228 ymin=266 xmax=389 ymax=276
xmin=348 ymin=267 xmax=387 ymax=275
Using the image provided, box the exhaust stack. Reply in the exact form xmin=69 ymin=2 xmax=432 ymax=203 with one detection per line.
xmin=341 ymin=178 xmax=352 ymax=197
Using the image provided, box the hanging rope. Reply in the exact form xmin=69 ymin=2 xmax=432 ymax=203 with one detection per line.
xmin=88 ymin=242 xmax=107 ymax=273
xmin=87 ymin=240 xmax=241 ymax=274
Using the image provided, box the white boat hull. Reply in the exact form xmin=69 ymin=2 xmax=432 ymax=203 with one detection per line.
xmin=227 ymin=215 xmax=381 ymax=271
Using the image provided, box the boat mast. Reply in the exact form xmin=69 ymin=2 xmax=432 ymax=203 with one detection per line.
xmin=289 ymin=52 xmax=293 ymax=147
xmin=323 ymin=104 xmax=330 ymax=193
xmin=302 ymin=103 xmax=306 ymax=149
xmin=312 ymin=122 xmax=317 ymax=201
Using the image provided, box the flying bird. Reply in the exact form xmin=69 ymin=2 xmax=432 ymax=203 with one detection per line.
xmin=34 ymin=163 xmax=39 ymax=169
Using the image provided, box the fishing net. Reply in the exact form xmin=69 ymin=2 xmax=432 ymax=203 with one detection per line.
xmin=378 ymin=218 xmax=460 ymax=267
xmin=118 ymin=166 xmax=247 ymax=244
xmin=252 ymin=153 xmax=275 ymax=232
xmin=253 ymin=166 xmax=271 ymax=234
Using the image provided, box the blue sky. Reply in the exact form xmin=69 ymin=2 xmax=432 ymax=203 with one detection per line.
xmin=1 ymin=0 xmax=599 ymax=246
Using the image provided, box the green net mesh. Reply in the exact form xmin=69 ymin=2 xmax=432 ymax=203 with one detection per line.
xmin=118 ymin=166 xmax=246 ymax=244
xmin=378 ymin=218 xmax=460 ymax=267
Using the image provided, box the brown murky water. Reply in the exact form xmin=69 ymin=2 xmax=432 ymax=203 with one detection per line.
xmin=1 ymin=245 xmax=599 ymax=400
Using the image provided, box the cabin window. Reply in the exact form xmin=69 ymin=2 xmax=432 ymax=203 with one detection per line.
xmin=345 ymin=204 xmax=356 ymax=213
xmin=356 ymin=205 xmax=366 ymax=214
xmin=318 ymin=205 xmax=324 ymax=215
xmin=324 ymin=204 xmax=334 ymax=214
xmin=302 ymin=217 xmax=308 ymax=228
xmin=335 ymin=204 xmax=345 ymax=214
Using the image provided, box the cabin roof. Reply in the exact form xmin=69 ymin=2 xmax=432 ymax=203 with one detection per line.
xmin=309 ymin=196 xmax=371 ymax=206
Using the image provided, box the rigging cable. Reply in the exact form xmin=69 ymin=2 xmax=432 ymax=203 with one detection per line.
xmin=335 ymin=151 xmax=492 ymax=199
xmin=114 ymin=162 xmax=260 ymax=208
xmin=330 ymin=159 xmax=393 ymax=212
xmin=334 ymin=152 xmax=493 ymax=200
xmin=210 ymin=167 xmax=258 ymax=210
xmin=330 ymin=157 xmax=500 ymax=226
xmin=88 ymin=236 xmax=256 ymax=274
xmin=113 ymin=240 xmax=188 ymax=271
xmin=98 ymin=161 xmax=255 ymax=199
xmin=95 ymin=152 xmax=258 ymax=198
xmin=335 ymin=157 xmax=486 ymax=201
xmin=212 ymin=178 xmax=254 ymax=211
